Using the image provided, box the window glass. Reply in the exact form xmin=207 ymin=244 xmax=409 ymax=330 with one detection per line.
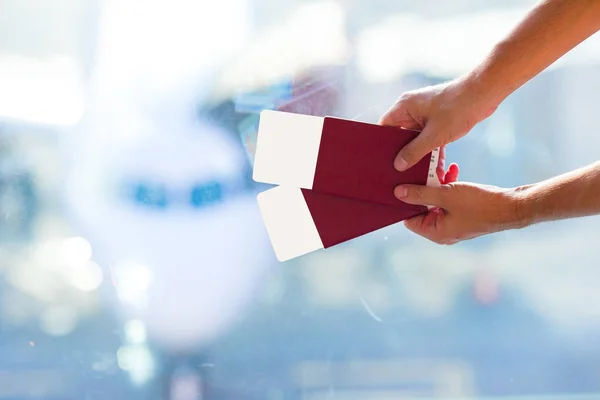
xmin=1 ymin=0 xmax=600 ymax=399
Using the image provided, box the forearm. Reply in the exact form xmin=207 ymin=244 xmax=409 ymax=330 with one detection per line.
xmin=464 ymin=0 xmax=600 ymax=107
xmin=514 ymin=162 xmax=600 ymax=227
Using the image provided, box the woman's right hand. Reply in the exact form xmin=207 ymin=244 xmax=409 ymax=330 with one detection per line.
xmin=379 ymin=78 xmax=498 ymax=172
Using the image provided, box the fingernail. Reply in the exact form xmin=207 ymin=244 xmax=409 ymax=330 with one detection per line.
xmin=394 ymin=186 xmax=408 ymax=198
xmin=395 ymin=157 xmax=408 ymax=171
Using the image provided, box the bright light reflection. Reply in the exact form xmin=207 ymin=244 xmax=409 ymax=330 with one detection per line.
xmin=219 ymin=0 xmax=348 ymax=94
xmin=356 ymin=9 xmax=529 ymax=82
xmin=117 ymin=344 xmax=155 ymax=386
xmin=61 ymin=236 xmax=92 ymax=266
xmin=33 ymin=241 xmax=63 ymax=266
xmin=114 ymin=262 xmax=153 ymax=307
xmin=95 ymin=0 xmax=249 ymax=99
xmin=69 ymin=261 xmax=103 ymax=292
xmin=0 ymin=55 xmax=84 ymax=126
xmin=40 ymin=306 xmax=77 ymax=336
xmin=124 ymin=319 xmax=147 ymax=344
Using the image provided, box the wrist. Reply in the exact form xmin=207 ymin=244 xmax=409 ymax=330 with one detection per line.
xmin=451 ymin=71 xmax=502 ymax=124
xmin=457 ymin=40 xmax=524 ymax=115
xmin=505 ymin=184 xmax=536 ymax=230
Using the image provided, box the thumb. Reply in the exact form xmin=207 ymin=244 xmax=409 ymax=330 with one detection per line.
xmin=394 ymin=122 xmax=443 ymax=171
xmin=394 ymin=184 xmax=447 ymax=207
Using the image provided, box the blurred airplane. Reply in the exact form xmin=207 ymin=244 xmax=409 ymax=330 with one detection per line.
xmin=59 ymin=0 xmax=279 ymax=398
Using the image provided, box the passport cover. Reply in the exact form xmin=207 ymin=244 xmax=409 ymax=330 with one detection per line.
xmin=253 ymin=110 xmax=439 ymax=261
xmin=253 ymin=110 xmax=439 ymax=206
xmin=257 ymin=186 xmax=425 ymax=261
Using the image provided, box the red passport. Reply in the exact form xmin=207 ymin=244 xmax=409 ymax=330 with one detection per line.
xmin=253 ymin=110 xmax=439 ymax=261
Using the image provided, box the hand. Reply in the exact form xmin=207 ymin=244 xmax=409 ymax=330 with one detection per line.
xmin=394 ymin=164 xmax=525 ymax=245
xmin=379 ymin=79 xmax=497 ymax=172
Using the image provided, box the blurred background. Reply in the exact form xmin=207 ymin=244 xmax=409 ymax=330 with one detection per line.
xmin=2 ymin=0 xmax=600 ymax=399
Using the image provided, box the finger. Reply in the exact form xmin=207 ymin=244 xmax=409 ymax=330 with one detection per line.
xmin=399 ymin=121 xmax=422 ymax=130
xmin=405 ymin=210 xmax=446 ymax=244
xmin=436 ymin=145 xmax=446 ymax=183
xmin=439 ymin=145 xmax=446 ymax=169
xmin=378 ymin=102 xmax=421 ymax=130
xmin=404 ymin=213 xmax=439 ymax=242
xmin=443 ymin=163 xmax=460 ymax=184
xmin=378 ymin=102 xmax=404 ymax=126
xmin=394 ymin=184 xmax=447 ymax=207
xmin=394 ymin=122 xmax=445 ymax=171
xmin=423 ymin=207 xmax=444 ymax=226
xmin=404 ymin=214 xmax=427 ymax=236
xmin=436 ymin=167 xmax=444 ymax=184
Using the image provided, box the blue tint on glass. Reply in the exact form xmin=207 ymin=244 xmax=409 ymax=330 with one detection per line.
xmin=121 ymin=178 xmax=246 ymax=211
xmin=233 ymin=80 xmax=293 ymax=113
xmin=133 ymin=182 xmax=168 ymax=209
xmin=190 ymin=181 xmax=224 ymax=208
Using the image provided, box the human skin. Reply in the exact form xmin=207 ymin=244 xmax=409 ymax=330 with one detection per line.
xmin=396 ymin=162 xmax=600 ymax=245
xmin=378 ymin=0 xmax=600 ymax=244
